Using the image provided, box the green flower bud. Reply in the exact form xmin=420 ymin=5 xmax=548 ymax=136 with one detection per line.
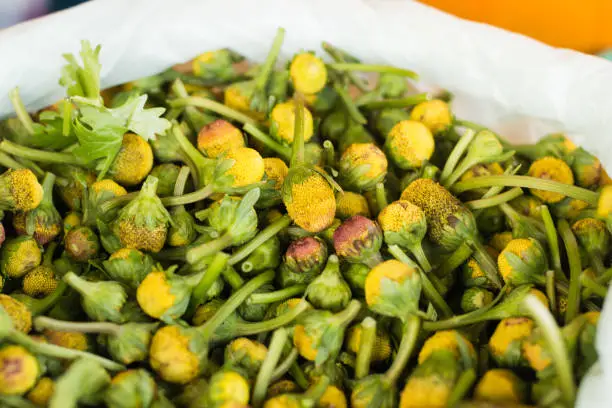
xmin=512 ymin=133 xmax=575 ymax=160
xmin=306 ymin=85 xmax=338 ymax=115
xmin=385 ymin=120 xmax=435 ymax=169
xmin=105 ymin=369 xmax=157 ymax=408
xmin=150 ymin=163 xmax=182 ymax=196
xmin=306 ymin=255 xmax=352 ymax=312
xmin=572 ymin=218 xmax=609 ymax=260
xmin=333 ymin=216 xmax=383 ymax=267
xmin=476 ymin=206 xmax=505 ymax=234
xmin=238 ymin=283 xmax=273 ymax=322
xmin=350 ymin=375 xmax=394 ymax=408
xmin=364 ymin=260 xmax=422 ymax=320
xmin=0 ymin=168 xmax=43 ymax=212
xmin=103 ymin=248 xmax=155 ymax=289
xmin=192 ymin=49 xmax=242 ymax=81
xmin=64 ymin=226 xmax=100 ymax=262
xmin=499 ymin=203 xmax=547 ymax=243
xmin=13 ymin=172 xmax=61 ymax=245
xmin=374 ymin=108 xmax=411 ymax=139
xmin=293 ymin=300 xmax=362 ymax=365
xmin=510 ymin=195 xmax=543 ymax=219
xmin=0 ymin=235 xmax=41 ymax=278
xmin=488 ymin=317 xmax=533 ymax=367
xmin=53 ymin=164 xmax=95 ymax=211
xmin=338 ymin=143 xmax=388 ymax=192
xmin=102 ymin=322 xmax=159 ymax=365
xmin=399 ymin=353 xmax=460 ymax=408
xmin=240 ymin=235 xmax=281 ymax=275
xmin=498 ymin=238 xmax=548 ymax=286
xmin=280 ymin=237 xmax=328 ymax=287
xmin=321 ymin=110 xmax=351 ymax=142
xmin=167 ymin=206 xmax=197 ymax=247
xmin=82 ymin=179 xmax=128 ymax=226
xmin=342 ymin=263 xmax=370 ymax=296
xmin=174 ymin=378 xmax=209 ymax=408
xmin=114 ymin=176 xmax=172 ymax=253
xmin=551 ymin=196 xmax=590 ymax=220
xmin=567 ymin=147 xmax=602 ymax=189
xmin=120 ymin=300 xmax=154 ymax=323
xmin=64 ymin=272 xmax=127 ymax=323
xmin=460 ymin=287 xmax=494 ymax=313
xmin=206 ymin=370 xmax=250 ymax=406
xmin=50 ymin=358 xmax=111 ymax=407
xmin=224 ymin=338 xmax=268 ymax=379
xmin=192 ymin=299 xmax=225 ymax=326
xmin=304 ymin=360 xmax=347 ymax=387
xmin=207 ymin=195 xmax=258 ymax=245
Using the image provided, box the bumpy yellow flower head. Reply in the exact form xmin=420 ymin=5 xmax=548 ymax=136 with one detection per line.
xmin=338 ymin=143 xmax=388 ymax=192
xmin=418 ymin=330 xmax=475 ymax=364
xmin=336 ymin=192 xmax=371 ymax=219
xmin=527 ymin=156 xmax=574 ymax=203
xmin=149 ymin=325 xmax=200 ymax=384
xmin=225 ymin=147 xmax=265 ymax=187
xmin=489 ymin=231 xmax=514 ymax=252
xmin=110 ymin=133 xmax=154 ymax=186
xmin=0 ymin=345 xmax=39 ymax=395
xmin=263 ymin=157 xmax=289 ymax=190
xmin=474 ymin=369 xmax=525 ymax=403
xmin=224 ymin=81 xmax=266 ymax=121
xmin=488 ymin=317 xmax=533 ymax=361
xmin=365 ymin=259 xmax=417 ymax=308
xmin=386 ymin=120 xmax=435 ymax=169
xmin=319 ymin=385 xmax=348 ymax=408
xmin=207 ymin=370 xmax=250 ymax=406
xmin=378 ymin=200 xmax=423 ymax=233
xmin=137 ymin=271 xmax=177 ymax=319
xmin=23 ymin=266 xmax=58 ymax=298
xmin=27 ymin=377 xmax=54 ymax=406
xmin=0 ymin=294 xmax=32 ymax=333
xmin=345 ymin=325 xmax=392 ymax=362
xmin=0 ymin=169 xmax=43 ymax=212
xmin=197 ymin=119 xmax=246 ymax=158
xmin=264 ymin=394 xmax=302 ymax=408
xmin=44 ymin=329 xmax=89 ymax=351
xmin=409 ymin=99 xmax=452 ymax=134
xmin=290 ymin=53 xmax=328 ymax=95
xmin=91 ymin=179 xmax=128 ymax=197
xmin=225 ymin=338 xmax=268 ymax=377
xmin=497 ymin=238 xmax=547 ymax=286
xmin=117 ymin=220 xmax=167 ymax=253
xmin=399 ymin=375 xmax=453 ymax=408
xmin=270 ymin=100 xmax=314 ymax=144
xmin=284 ymin=171 xmax=336 ymax=233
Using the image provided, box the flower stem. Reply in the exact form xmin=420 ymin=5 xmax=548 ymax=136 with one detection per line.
xmin=355 ymin=317 xmax=377 ymax=379
xmin=330 ymin=300 xmax=362 ymax=328
xmin=469 ymin=240 xmax=503 ymax=289
xmin=291 ymin=95 xmax=306 ymax=167
xmin=446 ymin=368 xmax=477 ymax=407
xmin=9 ymin=87 xmax=34 ymax=135
xmin=0 ymin=395 xmax=38 ymax=408
xmin=186 ymin=232 xmax=234 ymax=264
xmin=0 ymin=151 xmax=27 ymax=170
xmin=546 ymin=270 xmax=558 ymax=318
xmin=580 ymin=273 xmax=608 ymax=298
xmin=30 ymin=281 xmax=68 ymax=316
xmin=521 ymin=294 xmax=576 ymax=406
xmin=252 ymin=328 xmax=287 ymax=408
xmin=540 ymin=205 xmax=565 ymax=282
xmin=243 ymin=124 xmax=291 ymax=161
xmin=375 ymin=182 xmax=388 ymax=214
xmin=161 ymin=185 xmax=213 ymax=206
xmin=435 ymin=243 xmax=473 ymax=278
xmin=188 ymin=252 xmax=229 ymax=315
xmin=558 ymin=220 xmax=582 ymax=323
xmin=229 ymin=215 xmax=291 ymax=265
xmin=289 ymin=363 xmax=310 ymax=390
xmin=440 ymin=129 xmax=475 ymax=183
xmin=383 ymin=315 xmax=420 ymax=385
xmin=249 ymin=284 xmax=307 ymax=304
xmin=169 ymin=96 xmax=257 ymax=126
xmin=252 ymin=28 xmax=285 ymax=104
xmin=465 ymin=187 xmax=523 ymax=210
xmin=270 ymin=347 xmax=299 ymax=383
xmin=33 ymin=316 xmax=120 ymax=336
xmin=9 ymin=330 xmax=125 ymax=371
xmin=303 ymin=376 xmax=331 ymax=401
xmin=443 ymin=157 xmax=478 ymax=188
xmin=323 ymin=140 xmax=335 ymax=167
xmin=332 ymin=82 xmax=367 ymax=125
xmin=0 ymin=140 xmax=81 ymax=166
xmin=452 ymin=175 xmax=599 ymax=206
xmin=173 ymin=166 xmax=191 ymax=197
xmin=322 ymin=42 xmax=369 ymax=93
xmin=328 ymin=63 xmax=418 ymax=79
xmin=357 ymin=93 xmax=429 ymax=109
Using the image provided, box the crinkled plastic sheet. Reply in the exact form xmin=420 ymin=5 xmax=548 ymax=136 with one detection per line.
xmin=0 ymin=0 xmax=610 ymax=404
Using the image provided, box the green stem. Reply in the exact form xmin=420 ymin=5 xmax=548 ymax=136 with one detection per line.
xmin=213 ymin=300 xmax=310 ymax=341
xmin=322 ymin=42 xmax=369 ymax=92
xmin=249 ymin=285 xmax=307 ymax=304
xmin=465 ymin=187 xmax=523 ymax=210
xmin=383 ymin=315 xmax=420 ymax=385
xmin=363 ymin=252 xmax=383 ymax=268
xmin=169 ymin=96 xmax=257 ymax=126
xmin=188 ymin=252 xmax=229 ymax=314
xmin=0 ymin=396 xmax=38 ymax=408
xmin=42 ymin=242 xmax=57 ymax=266
xmin=546 ymin=270 xmax=558 ymax=318
xmin=161 ymin=185 xmax=213 ymax=206
xmin=558 ymin=220 xmax=582 ymax=323
xmin=33 ymin=316 xmax=120 ymax=335
xmin=407 ymin=242 xmax=432 ymax=273
xmin=330 ymin=299 xmax=362 ymax=327
xmin=357 ymin=94 xmax=429 ymax=109
xmin=99 ymin=191 xmax=136 ymax=214
xmin=323 ymin=140 xmax=335 ymax=167
xmin=291 ymin=95 xmax=306 ymax=166
xmin=289 ymin=363 xmax=310 ymax=390
xmin=9 ymin=87 xmax=35 ymax=135
xmin=0 ymin=140 xmax=81 ymax=166
xmin=242 ymin=124 xmax=291 ymax=161
xmin=303 ymin=376 xmax=331 ymax=401
xmin=443 ymin=157 xmax=478 ymax=188
xmin=589 ymin=254 xmax=606 ymax=277
xmin=252 ymin=28 xmax=285 ymax=102
xmin=440 ymin=129 xmax=475 ymax=183
xmin=270 ymin=347 xmax=299 ymax=383
xmin=596 ymin=267 xmax=612 ymax=285
xmin=252 ymin=328 xmax=287 ymax=408
xmin=186 ymin=233 xmax=234 ymax=264
xmin=228 ymin=215 xmax=291 ymax=265
xmin=355 ymin=317 xmax=377 ymax=379
xmin=40 ymin=172 xmax=56 ymax=203
xmin=447 ymin=368 xmax=477 ymax=406
xmin=222 ymin=266 xmax=245 ymax=289
xmin=541 ymin=205 xmax=565 ymax=282
xmin=328 ymin=63 xmax=418 ymax=79
xmin=581 ymin=273 xmax=608 ymax=298
xmin=435 ymin=243 xmax=473 ymax=278
xmin=452 ymin=175 xmax=599 ymax=206
xmin=469 ymin=240 xmax=503 ymax=289
xmin=30 ymin=281 xmax=68 ymax=316
xmin=375 ymin=182 xmax=388 ymax=213
xmin=0 ymin=151 xmax=26 ymax=170
xmin=521 ymin=294 xmax=576 ymax=406
xmin=9 ymin=330 xmax=124 ymax=371
xmin=198 ymin=270 xmax=274 ymax=340
xmin=333 ymin=82 xmax=367 ymax=125
xmin=62 ymin=99 xmax=72 ymax=137
xmin=389 ymin=245 xmax=452 ymax=318
xmin=173 ymin=166 xmax=191 ymax=197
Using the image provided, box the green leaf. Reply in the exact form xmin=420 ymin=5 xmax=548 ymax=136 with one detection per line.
xmin=59 ymin=40 xmax=102 ymax=100
xmin=107 ymin=95 xmax=170 ymax=140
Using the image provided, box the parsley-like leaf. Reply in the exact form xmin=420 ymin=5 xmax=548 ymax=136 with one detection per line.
xmin=59 ymin=40 xmax=102 ymax=101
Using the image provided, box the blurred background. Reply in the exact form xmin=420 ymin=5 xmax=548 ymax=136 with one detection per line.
xmin=1 ymin=0 xmax=611 ymax=55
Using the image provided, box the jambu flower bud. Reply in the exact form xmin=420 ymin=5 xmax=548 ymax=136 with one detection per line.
xmin=333 ymin=215 xmax=383 ymax=267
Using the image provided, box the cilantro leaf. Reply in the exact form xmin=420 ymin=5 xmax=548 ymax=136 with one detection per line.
xmin=59 ymin=40 xmax=102 ymax=101
xmin=106 ymin=95 xmax=170 ymax=140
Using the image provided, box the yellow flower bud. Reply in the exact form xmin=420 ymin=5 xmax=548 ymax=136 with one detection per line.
xmin=527 ymin=157 xmax=574 ymax=203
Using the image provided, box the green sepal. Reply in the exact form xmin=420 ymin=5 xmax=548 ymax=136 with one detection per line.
xmin=104 ymin=369 xmax=157 ymax=408
xmin=103 ymin=250 xmax=154 ymax=289
xmin=103 ymin=322 xmax=159 ymax=365
xmin=49 ymin=358 xmax=111 ymax=408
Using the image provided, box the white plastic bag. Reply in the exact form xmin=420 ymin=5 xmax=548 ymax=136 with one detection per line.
xmin=0 ymin=0 xmax=610 ymax=404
